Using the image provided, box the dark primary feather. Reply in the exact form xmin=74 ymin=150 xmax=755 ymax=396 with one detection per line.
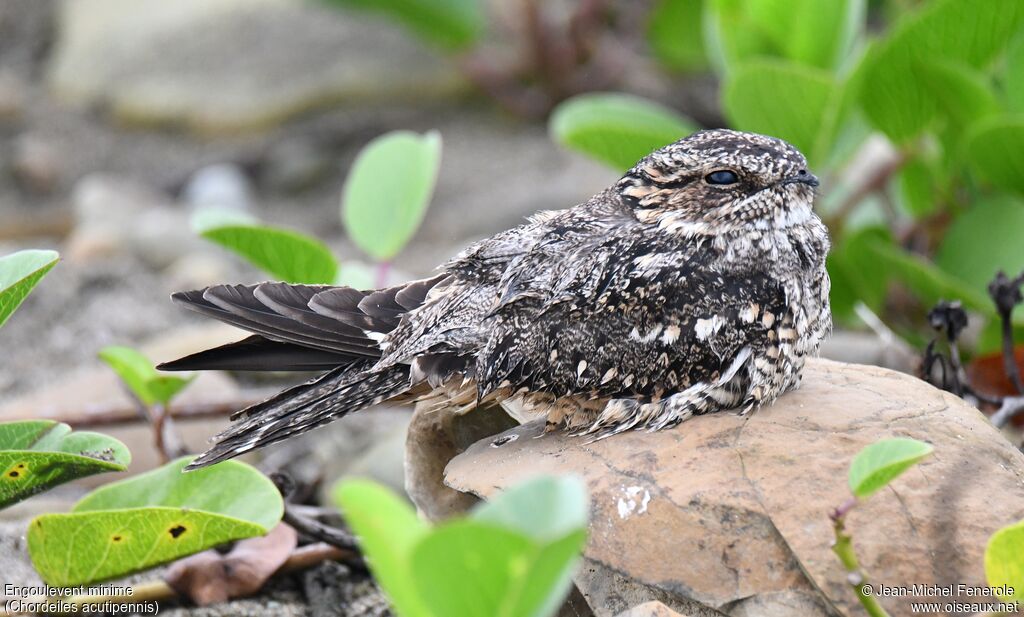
xmin=166 ymin=128 xmax=831 ymax=470
xmin=157 ymin=335 xmax=352 ymax=372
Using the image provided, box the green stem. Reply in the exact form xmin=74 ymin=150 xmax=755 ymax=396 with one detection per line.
xmin=831 ymin=500 xmax=892 ymax=617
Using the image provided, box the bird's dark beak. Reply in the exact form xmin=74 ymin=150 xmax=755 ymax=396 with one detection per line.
xmin=781 ymin=170 xmax=819 ymax=188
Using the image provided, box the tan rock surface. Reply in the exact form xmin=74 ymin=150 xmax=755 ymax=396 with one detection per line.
xmin=445 ymin=358 xmax=1024 ymax=617
xmin=615 ymin=602 xmax=689 ymax=617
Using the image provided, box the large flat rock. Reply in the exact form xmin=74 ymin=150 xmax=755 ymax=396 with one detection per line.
xmin=445 ymin=358 xmax=1024 ymax=617
xmin=46 ymin=0 xmax=464 ymax=133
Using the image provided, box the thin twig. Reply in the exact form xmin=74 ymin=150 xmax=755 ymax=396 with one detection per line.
xmin=989 ymin=271 xmax=1024 ymax=395
xmin=5 ymin=397 xmax=266 ymax=428
xmin=283 ymin=506 xmax=360 ymax=554
xmin=829 ymin=501 xmax=892 ymax=617
xmin=989 ymin=396 xmax=1024 ymax=429
xmin=151 ymin=402 xmax=190 ymax=463
xmin=826 ymin=150 xmax=912 ymax=236
xmin=271 ymin=473 xmax=364 ymax=559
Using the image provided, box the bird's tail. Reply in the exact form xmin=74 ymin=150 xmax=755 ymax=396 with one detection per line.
xmin=186 ymin=362 xmax=410 ymax=470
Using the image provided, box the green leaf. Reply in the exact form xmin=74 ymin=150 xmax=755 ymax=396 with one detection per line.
xmin=964 ymin=116 xmax=1024 ymax=195
xmin=194 ymin=210 xmax=339 ymax=284
xmin=0 ymin=420 xmax=130 ymax=510
xmin=28 ymin=457 xmax=283 ymax=586
xmin=723 ymin=60 xmax=842 ymax=166
xmin=936 ymin=195 xmax=1024 ymax=297
xmin=325 ymin=0 xmax=484 ymax=50
xmin=0 ymin=249 xmax=59 ymax=329
xmin=857 ymin=0 xmax=1024 ymax=142
xmin=826 ymin=226 xmax=893 ymax=323
xmin=335 ymin=479 xmax=433 ymax=617
xmin=472 ymin=475 xmax=588 ymax=543
xmin=985 ymin=519 xmax=1024 ymax=601
xmin=895 ymin=158 xmax=938 ymax=219
xmin=98 ymin=346 xmax=195 ymax=407
xmin=705 ymin=0 xmax=864 ymax=73
xmin=848 ymin=437 xmax=933 ymax=499
xmin=862 ymin=237 xmax=994 ymax=315
xmin=647 ymin=0 xmax=708 ymax=72
xmin=469 ymin=475 xmax=589 ymax=617
xmin=1004 ymin=33 xmax=1024 ymax=113
xmin=549 ymin=93 xmax=697 ymax=171
xmin=919 ymin=60 xmax=1001 ymax=130
xmin=411 ymin=521 xmax=587 ymax=617
xmin=342 ymin=131 xmax=442 ymax=262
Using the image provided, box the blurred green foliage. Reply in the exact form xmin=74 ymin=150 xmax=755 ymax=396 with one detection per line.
xmin=325 ymin=0 xmax=484 ymax=50
xmin=99 ymin=346 xmax=195 ymax=407
xmin=342 ymin=131 xmax=442 ymax=263
xmin=986 ymin=518 xmax=1024 ymax=602
xmin=335 ymin=475 xmax=589 ymax=617
xmin=549 ymin=93 xmax=697 ymax=171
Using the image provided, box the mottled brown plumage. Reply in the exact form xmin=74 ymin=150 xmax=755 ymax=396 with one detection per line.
xmin=162 ymin=129 xmax=831 ymax=469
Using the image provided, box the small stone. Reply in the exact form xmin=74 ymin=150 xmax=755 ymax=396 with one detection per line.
xmin=71 ymin=173 xmax=170 ymax=226
xmin=11 ymin=133 xmax=61 ymax=193
xmin=127 ymin=206 xmax=204 ymax=270
xmin=182 ymin=163 xmax=253 ymax=212
xmin=614 ymin=602 xmax=689 ymax=617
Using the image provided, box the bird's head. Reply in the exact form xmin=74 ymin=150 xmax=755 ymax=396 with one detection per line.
xmin=617 ymin=129 xmax=819 ymax=233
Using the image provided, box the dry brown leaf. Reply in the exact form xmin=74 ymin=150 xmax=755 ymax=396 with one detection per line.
xmin=164 ymin=522 xmax=298 ymax=605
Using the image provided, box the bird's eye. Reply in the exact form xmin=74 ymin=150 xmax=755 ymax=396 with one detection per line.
xmin=705 ymin=170 xmax=739 ymax=185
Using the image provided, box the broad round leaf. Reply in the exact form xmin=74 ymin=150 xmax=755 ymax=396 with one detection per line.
xmin=1005 ymin=34 xmax=1024 ymax=113
xmin=826 ymin=226 xmax=893 ymax=324
xmin=985 ymin=519 xmax=1024 ymax=601
xmin=919 ymin=60 xmax=1000 ymax=130
xmin=964 ymin=117 xmax=1024 ymax=196
xmin=723 ymin=60 xmax=840 ymax=166
xmin=895 ymin=158 xmax=939 ymax=219
xmin=857 ymin=0 xmax=1024 ymax=142
xmin=647 ymin=0 xmax=708 ymax=72
xmin=705 ymin=0 xmax=864 ymax=73
xmin=194 ymin=210 xmax=338 ymax=284
xmin=936 ymin=195 xmax=1024 ymax=297
xmin=848 ymin=437 xmax=933 ymax=499
xmin=325 ymin=0 xmax=484 ymax=50
xmin=862 ymin=238 xmax=993 ymax=316
xmin=342 ymin=130 xmax=442 ymax=262
xmin=549 ymin=93 xmax=697 ymax=172
xmin=0 ymin=420 xmax=130 ymax=509
xmin=0 ymin=249 xmax=59 ymax=329
xmin=472 ymin=475 xmax=588 ymax=543
xmin=334 ymin=479 xmax=433 ymax=617
xmin=99 ymin=346 xmax=194 ymax=406
xmin=411 ymin=520 xmax=586 ymax=617
xmin=28 ymin=457 xmax=283 ymax=586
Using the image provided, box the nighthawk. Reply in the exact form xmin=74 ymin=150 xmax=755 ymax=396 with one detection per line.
xmin=161 ymin=129 xmax=831 ymax=469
